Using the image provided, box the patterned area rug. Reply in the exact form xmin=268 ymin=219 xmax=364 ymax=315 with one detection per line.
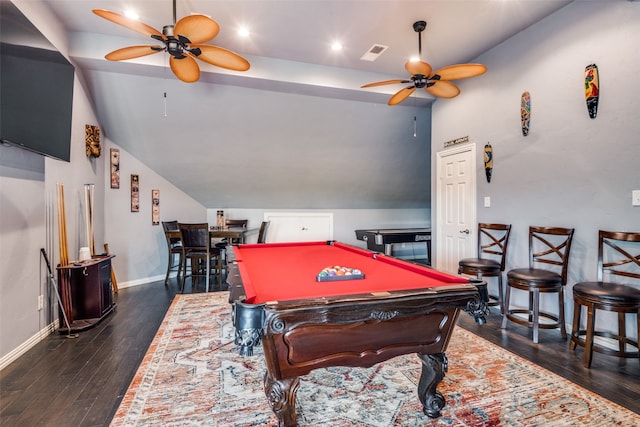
xmin=111 ymin=292 xmax=639 ymax=426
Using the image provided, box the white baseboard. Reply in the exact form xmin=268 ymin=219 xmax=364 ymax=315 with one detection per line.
xmin=0 ymin=321 xmax=57 ymax=371
xmin=116 ymin=274 xmax=166 ymax=289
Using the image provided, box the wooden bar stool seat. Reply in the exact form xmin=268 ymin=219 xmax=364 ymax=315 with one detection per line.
xmin=570 ymin=230 xmax=640 ymax=368
xmin=459 ymin=223 xmax=511 ymax=314
xmin=501 ymin=226 xmax=574 ymax=344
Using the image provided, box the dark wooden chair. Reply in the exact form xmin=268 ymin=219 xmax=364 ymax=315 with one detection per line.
xmin=179 ymin=223 xmax=223 ymax=293
xmin=570 ymin=230 xmax=640 ymax=368
xmin=215 ymin=219 xmax=249 ymax=267
xmin=161 ymin=220 xmax=183 ymax=285
xmin=501 ymin=226 xmax=574 ymax=343
xmin=458 ymin=223 xmax=512 ymax=314
xmin=225 ymin=219 xmax=248 ymax=244
xmin=257 ymin=221 xmax=270 ymax=244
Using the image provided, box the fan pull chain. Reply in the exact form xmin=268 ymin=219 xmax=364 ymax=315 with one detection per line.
xmin=164 ymin=92 xmax=167 ymax=117
xmin=413 ymin=116 xmax=417 ymax=138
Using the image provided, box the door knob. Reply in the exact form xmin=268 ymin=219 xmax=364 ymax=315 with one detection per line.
xmin=460 ymin=229 xmax=470 ymax=235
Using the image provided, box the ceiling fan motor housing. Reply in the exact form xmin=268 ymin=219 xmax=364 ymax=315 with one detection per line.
xmin=162 ymin=24 xmax=188 ymax=58
xmin=412 ymin=74 xmax=427 ymax=88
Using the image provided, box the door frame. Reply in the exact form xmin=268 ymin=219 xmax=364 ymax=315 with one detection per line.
xmin=435 ymin=143 xmax=477 ymax=271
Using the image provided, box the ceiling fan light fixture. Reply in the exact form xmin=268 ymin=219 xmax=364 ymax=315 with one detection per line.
xmin=361 ymin=19 xmax=486 ymax=105
xmin=166 ymin=39 xmax=183 ymax=56
xmin=94 ymin=0 xmax=251 ymax=83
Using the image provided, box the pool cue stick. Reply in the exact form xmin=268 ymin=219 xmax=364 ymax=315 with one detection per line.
xmin=90 ymin=185 xmax=95 ymax=256
xmin=56 ymin=184 xmax=69 ymax=325
xmin=84 ymin=185 xmax=91 ymax=256
xmin=86 ymin=184 xmax=96 ymax=256
xmin=56 ymin=184 xmax=73 ymax=325
xmin=41 ymin=248 xmax=77 ymax=338
xmin=104 ymin=243 xmax=118 ymax=293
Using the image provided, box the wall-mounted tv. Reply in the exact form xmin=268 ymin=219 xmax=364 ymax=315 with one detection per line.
xmin=0 ymin=2 xmax=75 ymax=162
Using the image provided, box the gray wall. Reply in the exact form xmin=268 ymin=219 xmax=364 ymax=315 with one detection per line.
xmin=431 ymin=0 xmax=640 ymax=340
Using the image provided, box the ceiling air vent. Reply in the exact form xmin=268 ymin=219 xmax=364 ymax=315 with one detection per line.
xmin=360 ymin=44 xmax=388 ymax=62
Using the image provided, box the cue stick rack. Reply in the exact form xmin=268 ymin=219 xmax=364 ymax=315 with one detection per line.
xmin=55 ymin=183 xmax=116 ymax=333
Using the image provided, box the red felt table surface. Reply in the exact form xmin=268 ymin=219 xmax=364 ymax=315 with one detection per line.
xmin=232 ymin=241 xmax=468 ymax=304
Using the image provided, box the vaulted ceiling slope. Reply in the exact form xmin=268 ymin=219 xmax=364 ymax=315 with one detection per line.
xmin=16 ymin=1 xmax=573 ymax=209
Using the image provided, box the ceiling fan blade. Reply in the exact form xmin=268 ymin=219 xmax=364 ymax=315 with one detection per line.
xmin=105 ymin=45 xmax=164 ymax=61
xmin=170 ymin=55 xmax=200 ymax=83
xmin=405 ymin=60 xmax=432 ymax=77
xmin=193 ymin=45 xmax=250 ymax=71
xmin=92 ymin=9 xmax=164 ymax=39
xmin=432 ymin=64 xmax=487 ymax=80
xmin=425 ymin=80 xmax=460 ymax=98
xmin=174 ymin=14 xmax=220 ymax=44
xmin=388 ymin=86 xmax=417 ymax=106
xmin=361 ymin=79 xmax=411 ymax=88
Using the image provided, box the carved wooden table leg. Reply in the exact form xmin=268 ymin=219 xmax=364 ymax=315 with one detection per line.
xmin=264 ymin=373 xmax=300 ymax=427
xmin=417 ymin=352 xmax=448 ymax=418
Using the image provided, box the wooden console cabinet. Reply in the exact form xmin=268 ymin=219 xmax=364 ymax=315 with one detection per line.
xmin=57 ymin=255 xmax=116 ymax=332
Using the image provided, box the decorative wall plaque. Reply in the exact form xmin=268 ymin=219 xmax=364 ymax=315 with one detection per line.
xmin=85 ymin=124 xmax=101 ymax=157
xmin=131 ymin=174 xmax=139 ymax=212
xmin=110 ymin=148 xmax=120 ymax=188
xmin=152 ymin=189 xmax=160 ymax=225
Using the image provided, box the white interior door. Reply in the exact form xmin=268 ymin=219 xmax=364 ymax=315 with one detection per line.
xmin=436 ymin=144 xmax=476 ymax=273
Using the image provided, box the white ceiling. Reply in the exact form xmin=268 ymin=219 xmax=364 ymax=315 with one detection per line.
xmin=7 ymin=0 xmax=574 ymax=209
xmin=47 ymin=0 xmax=573 ymax=79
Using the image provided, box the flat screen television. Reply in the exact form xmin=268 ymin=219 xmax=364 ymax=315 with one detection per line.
xmin=0 ymin=3 xmax=75 ymax=162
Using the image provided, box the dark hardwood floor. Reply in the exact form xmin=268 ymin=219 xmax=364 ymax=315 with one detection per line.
xmin=1 ymin=279 xmax=638 ymax=427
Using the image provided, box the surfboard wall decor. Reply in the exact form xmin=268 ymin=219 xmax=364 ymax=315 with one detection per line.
xmin=484 ymin=143 xmax=493 ymax=183
xmin=521 ymin=91 xmax=531 ymax=136
xmin=585 ymin=64 xmax=599 ymax=119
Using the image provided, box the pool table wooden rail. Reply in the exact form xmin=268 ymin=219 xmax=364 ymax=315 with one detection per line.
xmin=257 ymin=289 xmax=476 ymax=378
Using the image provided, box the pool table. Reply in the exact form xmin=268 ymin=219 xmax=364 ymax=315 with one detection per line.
xmin=227 ymin=241 xmax=485 ymax=426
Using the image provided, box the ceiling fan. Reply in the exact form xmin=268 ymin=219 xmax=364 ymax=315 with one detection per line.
xmin=362 ymin=21 xmax=486 ymax=105
xmin=92 ymin=0 xmax=250 ymax=83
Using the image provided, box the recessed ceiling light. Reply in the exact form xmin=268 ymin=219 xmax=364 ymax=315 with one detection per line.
xmin=331 ymin=41 xmax=343 ymax=51
xmin=237 ymin=26 xmax=250 ymax=37
xmin=124 ymin=9 xmax=139 ymax=20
